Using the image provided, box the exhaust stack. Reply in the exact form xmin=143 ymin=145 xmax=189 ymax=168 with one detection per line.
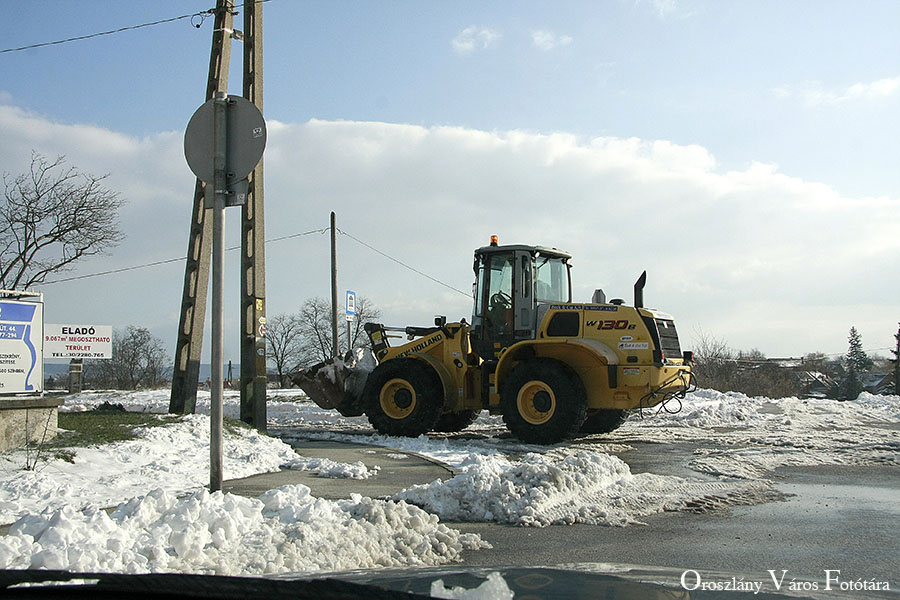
xmin=634 ymin=271 xmax=647 ymax=308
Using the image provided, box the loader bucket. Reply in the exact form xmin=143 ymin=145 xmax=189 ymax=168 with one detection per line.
xmin=290 ymin=350 xmax=375 ymax=417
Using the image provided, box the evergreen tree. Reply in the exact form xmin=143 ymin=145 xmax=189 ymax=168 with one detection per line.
xmin=841 ymin=327 xmax=871 ymax=400
xmin=846 ymin=327 xmax=873 ymax=372
xmin=841 ymin=365 xmax=863 ymax=401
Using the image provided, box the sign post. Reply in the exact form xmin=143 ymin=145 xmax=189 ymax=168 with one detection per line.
xmin=184 ymin=94 xmax=266 ymax=492
xmin=345 ymin=290 xmax=356 ymax=358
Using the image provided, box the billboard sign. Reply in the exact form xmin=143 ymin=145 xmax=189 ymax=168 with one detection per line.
xmin=44 ymin=324 xmax=113 ymax=359
xmin=0 ymin=299 xmax=43 ymax=394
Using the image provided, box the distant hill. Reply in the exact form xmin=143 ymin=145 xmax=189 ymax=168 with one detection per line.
xmin=42 ymin=362 xmax=243 ymax=384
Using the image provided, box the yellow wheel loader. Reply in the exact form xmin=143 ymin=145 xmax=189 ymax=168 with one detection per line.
xmin=293 ymin=237 xmax=694 ymax=444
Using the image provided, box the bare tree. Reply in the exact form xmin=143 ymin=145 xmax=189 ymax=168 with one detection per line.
xmin=86 ymin=326 xmax=169 ymax=389
xmin=296 ymin=297 xmax=334 ymax=366
xmin=265 ymin=313 xmax=303 ymax=387
xmin=296 ymin=296 xmax=381 ymax=366
xmin=733 ymin=362 xmax=799 ymax=399
xmin=737 ymin=348 xmax=766 ymax=361
xmin=347 ymin=295 xmax=381 ymax=353
xmin=1 ymin=152 xmax=124 ymax=290
xmin=690 ymin=328 xmax=737 ymax=391
xmin=802 ymin=351 xmax=830 ymax=373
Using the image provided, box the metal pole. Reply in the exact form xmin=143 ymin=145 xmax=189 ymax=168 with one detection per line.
xmin=210 ymin=92 xmax=227 ymax=493
xmin=346 ymin=318 xmax=352 ymax=357
xmin=330 ymin=212 xmax=340 ymax=357
xmin=170 ymin=0 xmax=233 ymax=415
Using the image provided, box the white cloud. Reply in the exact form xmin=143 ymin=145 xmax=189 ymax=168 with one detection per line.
xmin=531 ymin=30 xmax=573 ymax=51
xmin=451 ymin=26 xmax=501 ymax=55
xmin=648 ymin=0 xmax=678 ymax=18
xmin=774 ymin=76 xmax=900 ymax=106
xmin=636 ymin=0 xmax=697 ymax=20
xmin=2 ymin=104 xmax=897 ymax=359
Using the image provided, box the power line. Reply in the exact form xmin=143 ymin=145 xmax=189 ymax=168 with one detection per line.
xmin=0 ymin=10 xmax=215 ymax=55
xmin=39 ymin=227 xmax=327 ymax=286
xmin=337 ymin=228 xmax=470 ymax=297
xmin=41 ymin=224 xmax=470 ymax=301
xmin=820 ymin=347 xmax=892 ymax=358
xmin=0 ymin=2 xmax=274 ymax=55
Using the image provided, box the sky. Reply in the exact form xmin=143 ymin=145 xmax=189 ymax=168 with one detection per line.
xmin=1 ymin=0 xmax=899 ymax=364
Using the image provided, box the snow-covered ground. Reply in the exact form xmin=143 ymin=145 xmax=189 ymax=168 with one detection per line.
xmin=626 ymin=389 xmax=900 ymax=479
xmin=1 ymin=394 xmax=486 ymax=574
xmin=0 ymin=387 xmax=897 ymax=576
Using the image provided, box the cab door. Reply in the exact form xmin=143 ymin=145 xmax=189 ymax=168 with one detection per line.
xmin=513 ymin=250 xmax=536 ymax=340
xmin=472 ymin=251 xmax=515 ymax=359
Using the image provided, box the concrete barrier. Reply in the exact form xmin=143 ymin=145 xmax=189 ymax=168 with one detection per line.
xmin=0 ymin=396 xmax=63 ymax=452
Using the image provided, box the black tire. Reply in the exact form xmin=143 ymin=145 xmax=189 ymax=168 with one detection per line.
xmin=579 ymin=409 xmax=627 ymax=434
xmin=432 ymin=409 xmax=480 ymax=433
xmin=363 ymin=358 xmax=444 ymax=437
xmin=501 ymin=359 xmax=587 ymax=444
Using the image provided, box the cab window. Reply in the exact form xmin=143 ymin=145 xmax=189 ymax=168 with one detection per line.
xmin=534 ymin=256 xmax=569 ymax=303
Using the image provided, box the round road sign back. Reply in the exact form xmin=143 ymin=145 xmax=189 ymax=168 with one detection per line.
xmin=184 ymin=95 xmax=267 ymax=185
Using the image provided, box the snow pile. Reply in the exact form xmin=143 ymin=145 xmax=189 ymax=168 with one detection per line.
xmin=649 ymin=388 xmax=762 ymax=427
xmin=854 ymin=391 xmax=900 ymax=420
xmin=56 ymin=387 xmax=900 ymax=486
xmin=630 ymin=390 xmax=900 ymax=478
xmin=396 ymin=449 xmax=771 ymax=527
xmin=307 ymin=348 xmax=376 ymax=387
xmin=0 ymin=414 xmax=373 ymax=523
xmin=638 ymin=389 xmax=900 ymax=431
xmin=0 ymin=485 xmax=488 ymax=574
xmin=283 ymin=455 xmax=377 ymax=479
xmin=432 ymin=571 xmax=514 ymax=600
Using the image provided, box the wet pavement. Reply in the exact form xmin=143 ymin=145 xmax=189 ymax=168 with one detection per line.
xmin=223 ymin=439 xmax=455 ymax=500
xmin=245 ymin=436 xmax=900 ymax=594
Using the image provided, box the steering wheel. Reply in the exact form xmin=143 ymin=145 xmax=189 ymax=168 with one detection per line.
xmin=489 ymin=290 xmax=512 ymax=311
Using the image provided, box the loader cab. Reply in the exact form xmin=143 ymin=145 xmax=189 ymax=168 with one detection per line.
xmin=471 ymin=239 xmax=572 ymax=359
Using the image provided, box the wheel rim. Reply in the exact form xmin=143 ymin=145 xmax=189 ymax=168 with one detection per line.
xmin=517 ymin=380 xmax=556 ymax=425
xmin=380 ymin=378 xmax=416 ymax=419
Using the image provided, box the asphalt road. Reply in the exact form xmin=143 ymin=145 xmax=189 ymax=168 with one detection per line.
xmin=268 ymin=436 xmax=900 ymax=596
xmin=449 ymin=461 xmax=900 ymax=589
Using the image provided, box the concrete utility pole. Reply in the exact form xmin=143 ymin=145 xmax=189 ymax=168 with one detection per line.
xmin=894 ymin=323 xmax=900 ymax=396
xmin=330 ymin=212 xmax=340 ymax=357
xmin=239 ymin=0 xmax=267 ymax=431
xmin=170 ymin=1 xmax=233 ymax=415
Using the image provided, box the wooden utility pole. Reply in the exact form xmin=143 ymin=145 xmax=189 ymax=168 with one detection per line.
xmin=170 ymin=1 xmax=233 ymax=414
xmin=330 ymin=212 xmax=340 ymax=357
xmin=893 ymin=323 xmax=900 ymax=396
xmin=239 ymin=0 xmax=267 ymax=430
